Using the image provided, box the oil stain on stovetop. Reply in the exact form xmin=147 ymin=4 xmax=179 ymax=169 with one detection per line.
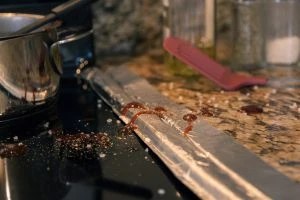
xmin=0 ymin=79 xmax=199 ymax=200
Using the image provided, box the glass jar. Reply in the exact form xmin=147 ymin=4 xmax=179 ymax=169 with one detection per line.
xmin=265 ymin=0 xmax=300 ymax=66
xmin=231 ymin=0 xmax=264 ymax=70
xmin=163 ymin=0 xmax=216 ymax=76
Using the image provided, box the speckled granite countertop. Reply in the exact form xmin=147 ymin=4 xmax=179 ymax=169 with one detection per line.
xmin=123 ymin=55 xmax=300 ymax=183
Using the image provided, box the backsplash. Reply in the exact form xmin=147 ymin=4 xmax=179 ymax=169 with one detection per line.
xmin=92 ymin=0 xmax=162 ymax=57
xmin=92 ymin=0 xmax=232 ymax=58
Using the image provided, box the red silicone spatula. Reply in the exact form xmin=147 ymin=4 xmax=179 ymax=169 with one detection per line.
xmin=163 ymin=37 xmax=267 ymax=90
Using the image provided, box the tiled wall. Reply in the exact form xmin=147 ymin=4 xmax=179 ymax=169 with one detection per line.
xmin=92 ymin=0 xmax=232 ymax=58
xmin=92 ymin=0 xmax=162 ymax=57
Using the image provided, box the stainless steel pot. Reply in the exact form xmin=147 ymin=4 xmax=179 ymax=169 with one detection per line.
xmin=0 ymin=13 xmax=44 ymax=36
xmin=0 ymin=13 xmax=94 ymax=74
xmin=0 ymin=13 xmax=94 ymax=120
xmin=0 ymin=13 xmax=62 ymax=119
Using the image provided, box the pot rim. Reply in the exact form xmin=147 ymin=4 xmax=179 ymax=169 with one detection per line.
xmin=0 ymin=12 xmax=53 ymax=41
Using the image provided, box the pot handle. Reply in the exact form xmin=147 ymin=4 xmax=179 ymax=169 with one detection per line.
xmin=50 ymin=42 xmax=63 ymax=75
xmin=50 ymin=28 xmax=93 ymax=75
xmin=57 ymin=28 xmax=93 ymax=45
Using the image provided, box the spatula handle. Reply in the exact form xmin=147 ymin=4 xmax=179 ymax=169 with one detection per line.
xmin=163 ymin=37 xmax=228 ymax=82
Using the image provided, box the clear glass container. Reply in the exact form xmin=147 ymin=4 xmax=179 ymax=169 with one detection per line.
xmin=231 ymin=0 xmax=264 ymax=70
xmin=163 ymin=0 xmax=216 ymax=76
xmin=265 ymin=0 xmax=300 ymax=66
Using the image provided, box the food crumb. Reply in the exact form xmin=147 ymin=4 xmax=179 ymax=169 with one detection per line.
xmin=162 ymin=91 xmax=169 ymax=96
xmin=271 ymin=89 xmax=277 ymax=94
xmin=198 ymin=100 xmax=203 ymax=105
xmin=286 ymin=88 xmax=295 ymax=92
xmin=116 ymin=120 xmax=121 ymax=124
xmin=99 ymin=153 xmax=106 ymax=158
xmin=157 ymin=188 xmax=166 ymax=195
xmin=46 ymin=167 xmax=50 ymax=171
xmin=44 ymin=122 xmax=50 ymax=128
xmin=289 ymin=103 xmax=297 ymax=110
xmin=13 ymin=136 xmax=18 ymax=141
xmin=82 ymin=84 xmax=88 ymax=90
xmin=145 ymin=148 xmax=149 ymax=152
xmin=145 ymin=138 xmax=151 ymax=143
xmin=168 ymin=82 xmax=174 ymax=90
xmin=86 ymin=144 xmax=92 ymax=149
xmin=264 ymin=94 xmax=270 ymax=99
xmin=106 ymin=118 xmax=112 ymax=123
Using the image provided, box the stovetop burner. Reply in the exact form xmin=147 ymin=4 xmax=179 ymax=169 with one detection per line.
xmin=0 ymin=99 xmax=57 ymax=138
xmin=0 ymin=78 xmax=199 ymax=200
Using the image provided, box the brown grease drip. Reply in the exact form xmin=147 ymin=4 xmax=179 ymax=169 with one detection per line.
xmin=0 ymin=143 xmax=28 ymax=158
xmin=119 ymin=124 xmax=137 ymax=136
xmin=199 ymin=107 xmax=213 ymax=117
xmin=55 ymin=133 xmax=111 ymax=149
xmin=22 ymin=63 xmax=44 ymax=103
xmin=119 ymin=104 xmax=167 ymax=136
xmin=32 ymin=87 xmax=36 ymax=103
xmin=120 ymin=110 xmax=165 ymax=136
xmin=55 ymin=132 xmax=111 ymax=158
xmin=25 ymin=67 xmax=30 ymax=101
xmin=183 ymin=124 xmax=193 ymax=137
xmin=128 ymin=147 xmax=139 ymax=152
xmin=130 ymin=110 xmax=165 ymax=125
xmin=154 ymin=106 xmax=167 ymax=112
xmin=121 ymin=102 xmax=146 ymax=116
xmin=120 ymin=102 xmax=199 ymax=137
xmin=38 ymin=43 xmax=47 ymax=79
xmin=23 ymin=67 xmax=35 ymax=102
xmin=240 ymin=105 xmax=263 ymax=115
xmin=182 ymin=113 xmax=198 ymax=136
xmin=183 ymin=113 xmax=198 ymax=122
xmin=49 ymin=127 xmax=64 ymax=136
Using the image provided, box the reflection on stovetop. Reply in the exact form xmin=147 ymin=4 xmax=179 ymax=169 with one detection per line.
xmin=0 ymin=79 xmax=199 ymax=200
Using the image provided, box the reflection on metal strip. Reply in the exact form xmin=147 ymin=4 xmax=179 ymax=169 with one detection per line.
xmin=82 ymin=66 xmax=300 ymax=200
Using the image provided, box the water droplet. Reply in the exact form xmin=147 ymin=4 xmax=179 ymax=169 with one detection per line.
xmin=145 ymin=138 xmax=151 ymax=143
xmin=99 ymin=153 xmax=106 ymax=158
xmin=157 ymin=188 xmax=166 ymax=195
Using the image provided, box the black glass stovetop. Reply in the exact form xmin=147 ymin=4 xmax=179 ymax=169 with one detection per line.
xmin=0 ymin=78 xmax=199 ymax=200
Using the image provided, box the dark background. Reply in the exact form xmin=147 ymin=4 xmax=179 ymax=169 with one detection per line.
xmin=0 ymin=0 xmax=65 ymax=4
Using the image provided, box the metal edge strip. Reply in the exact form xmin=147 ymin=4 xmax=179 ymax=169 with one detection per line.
xmin=82 ymin=66 xmax=300 ymax=200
